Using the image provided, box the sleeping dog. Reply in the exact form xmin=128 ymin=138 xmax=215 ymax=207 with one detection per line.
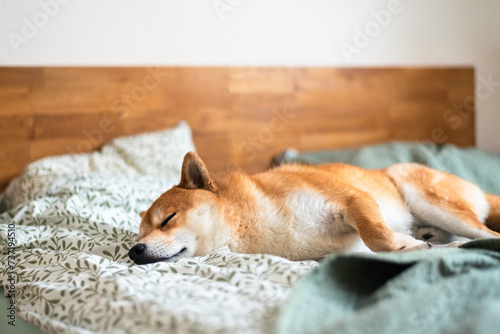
xmin=129 ymin=152 xmax=500 ymax=264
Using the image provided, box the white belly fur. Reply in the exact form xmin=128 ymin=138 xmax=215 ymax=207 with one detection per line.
xmin=285 ymin=191 xmax=372 ymax=257
xmin=281 ymin=191 xmax=415 ymax=257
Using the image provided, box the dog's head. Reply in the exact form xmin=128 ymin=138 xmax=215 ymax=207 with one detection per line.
xmin=129 ymin=151 xmax=225 ymax=264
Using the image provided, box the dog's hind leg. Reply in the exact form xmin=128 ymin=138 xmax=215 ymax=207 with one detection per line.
xmin=385 ymin=163 xmax=500 ymax=241
xmin=486 ymin=193 xmax=500 ymax=233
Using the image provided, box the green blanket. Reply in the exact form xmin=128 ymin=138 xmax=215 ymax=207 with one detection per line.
xmin=277 ymin=239 xmax=500 ymax=334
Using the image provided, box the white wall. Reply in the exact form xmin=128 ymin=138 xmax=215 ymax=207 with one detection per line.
xmin=1 ymin=0 xmax=499 ymax=152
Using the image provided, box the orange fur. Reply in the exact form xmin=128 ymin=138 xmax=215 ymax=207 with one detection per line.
xmin=128 ymin=152 xmax=500 ymax=264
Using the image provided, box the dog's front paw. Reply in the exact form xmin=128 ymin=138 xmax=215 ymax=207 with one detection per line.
xmin=392 ymin=234 xmax=432 ymax=252
xmin=398 ymin=240 xmax=468 ymax=252
xmin=427 ymin=240 xmax=468 ymax=249
xmin=397 ymin=241 xmax=432 ymax=252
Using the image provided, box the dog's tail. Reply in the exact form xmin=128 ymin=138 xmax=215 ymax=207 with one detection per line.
xmin=486 ymin=194 xmax=500 ymax=233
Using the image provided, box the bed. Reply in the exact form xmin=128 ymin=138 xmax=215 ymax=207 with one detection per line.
xmin=2 ymin=66 xmax=499 ymax=334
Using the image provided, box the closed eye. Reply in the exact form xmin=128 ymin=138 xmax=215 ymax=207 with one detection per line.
xmin=161 ymin=212 xmax=177 ymax=228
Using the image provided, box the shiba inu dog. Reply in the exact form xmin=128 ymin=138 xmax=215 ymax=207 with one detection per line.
xmin=129 ymin=151 xmax=500 ymax=264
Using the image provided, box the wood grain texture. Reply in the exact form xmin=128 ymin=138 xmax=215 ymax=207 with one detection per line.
xmin=0 ymin=67 xmax=475 ymax=191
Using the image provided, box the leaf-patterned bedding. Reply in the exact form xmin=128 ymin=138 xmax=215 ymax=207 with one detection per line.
xmin=0 ymin=122 xmax=318 ymax=334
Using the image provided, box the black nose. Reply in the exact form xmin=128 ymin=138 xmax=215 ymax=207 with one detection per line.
xmin=129 ymin=243 xmax=146 ymax=263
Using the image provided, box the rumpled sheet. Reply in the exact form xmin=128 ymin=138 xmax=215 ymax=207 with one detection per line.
xmin=0 ymin=122 xmax=317 ymax=333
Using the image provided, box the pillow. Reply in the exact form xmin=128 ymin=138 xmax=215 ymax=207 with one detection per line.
xmin=276 ymin=142 xmax=500 ymax=195
xmin=1 ymin=121 xmax=195 ymax=210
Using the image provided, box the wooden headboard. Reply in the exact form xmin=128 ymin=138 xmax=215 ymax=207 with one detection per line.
xmin=0 ymin=67 xmax=474 ymax=190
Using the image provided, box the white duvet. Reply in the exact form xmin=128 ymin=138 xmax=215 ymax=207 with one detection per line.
xmin=0 ymin=122 xmax=317 ymax=334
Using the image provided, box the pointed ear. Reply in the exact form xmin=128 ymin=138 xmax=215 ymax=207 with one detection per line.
xmin=139 ymin=211 xmax=146 ymax=219
xmin=179 ymin=151 xmax=217 ymax=192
